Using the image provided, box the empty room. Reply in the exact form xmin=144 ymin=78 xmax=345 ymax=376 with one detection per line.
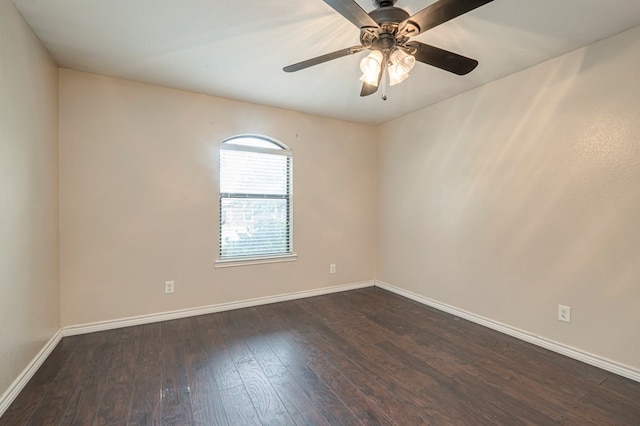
xmin=1 ymin=0 xmax=639 ymax=424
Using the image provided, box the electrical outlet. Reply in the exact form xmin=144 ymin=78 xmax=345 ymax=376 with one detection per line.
xmin=558 ymin=305 xmax=571 ymax=323
xmin=330 ymin=264 xmax=336 ymax=274
xmin=165 ymin=280 xmax=175 ymax=294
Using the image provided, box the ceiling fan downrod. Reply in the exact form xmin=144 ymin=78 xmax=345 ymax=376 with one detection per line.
xmin=373 ymin=0 xmax=397 ymax=8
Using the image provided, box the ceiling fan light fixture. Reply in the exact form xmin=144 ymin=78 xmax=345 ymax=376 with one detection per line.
xmin=388 ymin=48 xmax=415 ymax=86
xmin=390 ymin=48 xmax=416 ymax=73
xmin=282 ymin=0 xmax=494 ymax=98
xmin=359 ymin=73 xmax=378 ymax=86
xmin=388 ymin=68 xmax=410 ymax=86
xmin=359 ymin=50 xmax=383 ymax=86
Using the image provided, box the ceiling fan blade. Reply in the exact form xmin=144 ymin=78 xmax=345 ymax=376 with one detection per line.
xmin=283 ymin=46 xmax=364 ymax=72
xmin=407 ymin=41 xmax=478 ymax=75
xmin=360 ymin=82 xmax=378 ymax=97
xmin=400 ymin=0 xmax=493 ymax=36
xmin=322 ymin=0 xmax=379 ymax=29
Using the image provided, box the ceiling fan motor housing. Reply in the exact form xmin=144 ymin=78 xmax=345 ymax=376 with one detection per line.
xmin=363 ymin=6 xmax=411 ymax=51
xmin=368 ymin=6 xmax=410 ymax=25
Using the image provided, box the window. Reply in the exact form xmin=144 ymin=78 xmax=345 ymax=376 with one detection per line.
xmin=218 ymin=135 xmax=293 ymax=263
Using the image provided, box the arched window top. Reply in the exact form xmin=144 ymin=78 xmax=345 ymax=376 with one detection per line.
xmin=222 ymin=135 xmax=290 ymax=151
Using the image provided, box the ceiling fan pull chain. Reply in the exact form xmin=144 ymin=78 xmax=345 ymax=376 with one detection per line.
xmin=381 ymin=62 xmax=388 ymax=101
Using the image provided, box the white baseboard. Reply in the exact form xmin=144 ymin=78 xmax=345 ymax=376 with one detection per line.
xmin=0 ymin=330 xmax=63 ymax=418
xmin=374 ymin=280 xmax=640 ymax=383
xmin=62 ymin=280 xmax=375 ymax=336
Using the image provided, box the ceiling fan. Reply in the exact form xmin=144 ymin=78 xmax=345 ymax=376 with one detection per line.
xmin=283 ymin=0 xmax=494 ymax=98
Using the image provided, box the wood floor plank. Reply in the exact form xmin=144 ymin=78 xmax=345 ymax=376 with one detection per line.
xmin=301 ymin=357 xmax=395 ymax=426
xmin=281 ymin=361 xmax=362 ymax=425
xmin=93 ymin=326 xmax=143 ymax=425
xmin=218 ymin=384 xmax=260 ymax=425
xmin=269 ymin=301 xmax=429 ymax=424
xmin=59 ymin=330 xmax=124 ymax=425
xmin=224 ymin=310 xmax=295 ymax=425
xmin=188 ymin=364 xmax=228 ymax=426
xmin=250 ymin=303 xmax=394 ymax=425
xmin=299 ymin=299 xmax=479 ymax=423
xmin=250 ymin=303 xmax=369 ymax=424
xmin=474 ymin=349 xmax=585 ymax=421
xmin=268 ymin=370 xmax=332 ymax=426
xmin=577 ymin=386 xmax=640 ymax=424
xmin=159 ymin=319 xmax=194 ymax=424
xmin=194 ymin=314 xmax=244 ymax=391
xmin=237 ymin=316 xmax=289 ymax=379
xmin=2 ymin=288 xmax=639 ymax=425
xmin=303 ymin=294 xmax=472 ymax=377
xmin=372 ymin=338 xmax=527 ymax=424
xmin=598 ymin=373 xmax=640 ymax=407
xmin=127 ymin=322 xmax=162 ymax=426
xmin=452 ymin=369 xmax=557 ymax=426
xmin=26 ymin=331 xmax=106 ymax=425
xmin=184 ymin=316 xmax=228 ymax=426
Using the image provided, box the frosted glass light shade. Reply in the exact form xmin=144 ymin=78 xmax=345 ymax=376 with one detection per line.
xmin=388 ymin=48 xmax=415 ymax=86
xmin=388 ymin=70 xmax=410 ymax=86
xmin=359 ymin=50 xmax=383 ymax=86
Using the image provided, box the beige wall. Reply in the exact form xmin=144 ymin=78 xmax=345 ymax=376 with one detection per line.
xmin=59 ymin=70 xmax=377 ymax=326
xmin=0 ymin=0 xmax=60 ymax=396
xmin=377 ymin=26 xmax=640 ymax=369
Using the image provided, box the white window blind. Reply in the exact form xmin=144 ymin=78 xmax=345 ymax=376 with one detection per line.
xmin=219 ymin=136 xmax=292 ymax=260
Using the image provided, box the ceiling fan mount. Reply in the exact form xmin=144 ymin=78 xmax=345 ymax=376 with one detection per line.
xmin=373 ymin=0 xmax=398 ymax=7
xmin=283 ymin=0 xmax=494 ymax=97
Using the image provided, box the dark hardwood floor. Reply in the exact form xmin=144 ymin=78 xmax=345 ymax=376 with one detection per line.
xmin=2 ymin=287 xmax=639 ymax=425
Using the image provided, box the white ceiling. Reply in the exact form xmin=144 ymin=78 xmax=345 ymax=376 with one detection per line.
xmin=12 ymin=0 xmax=640 ymax=124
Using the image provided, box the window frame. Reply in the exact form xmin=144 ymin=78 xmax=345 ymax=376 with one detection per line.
xmin=215 ymin=135 xmax=296 ymax=267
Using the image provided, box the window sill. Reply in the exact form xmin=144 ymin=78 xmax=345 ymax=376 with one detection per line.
xmin=215 ymin=253 xmax=298 ymax=268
